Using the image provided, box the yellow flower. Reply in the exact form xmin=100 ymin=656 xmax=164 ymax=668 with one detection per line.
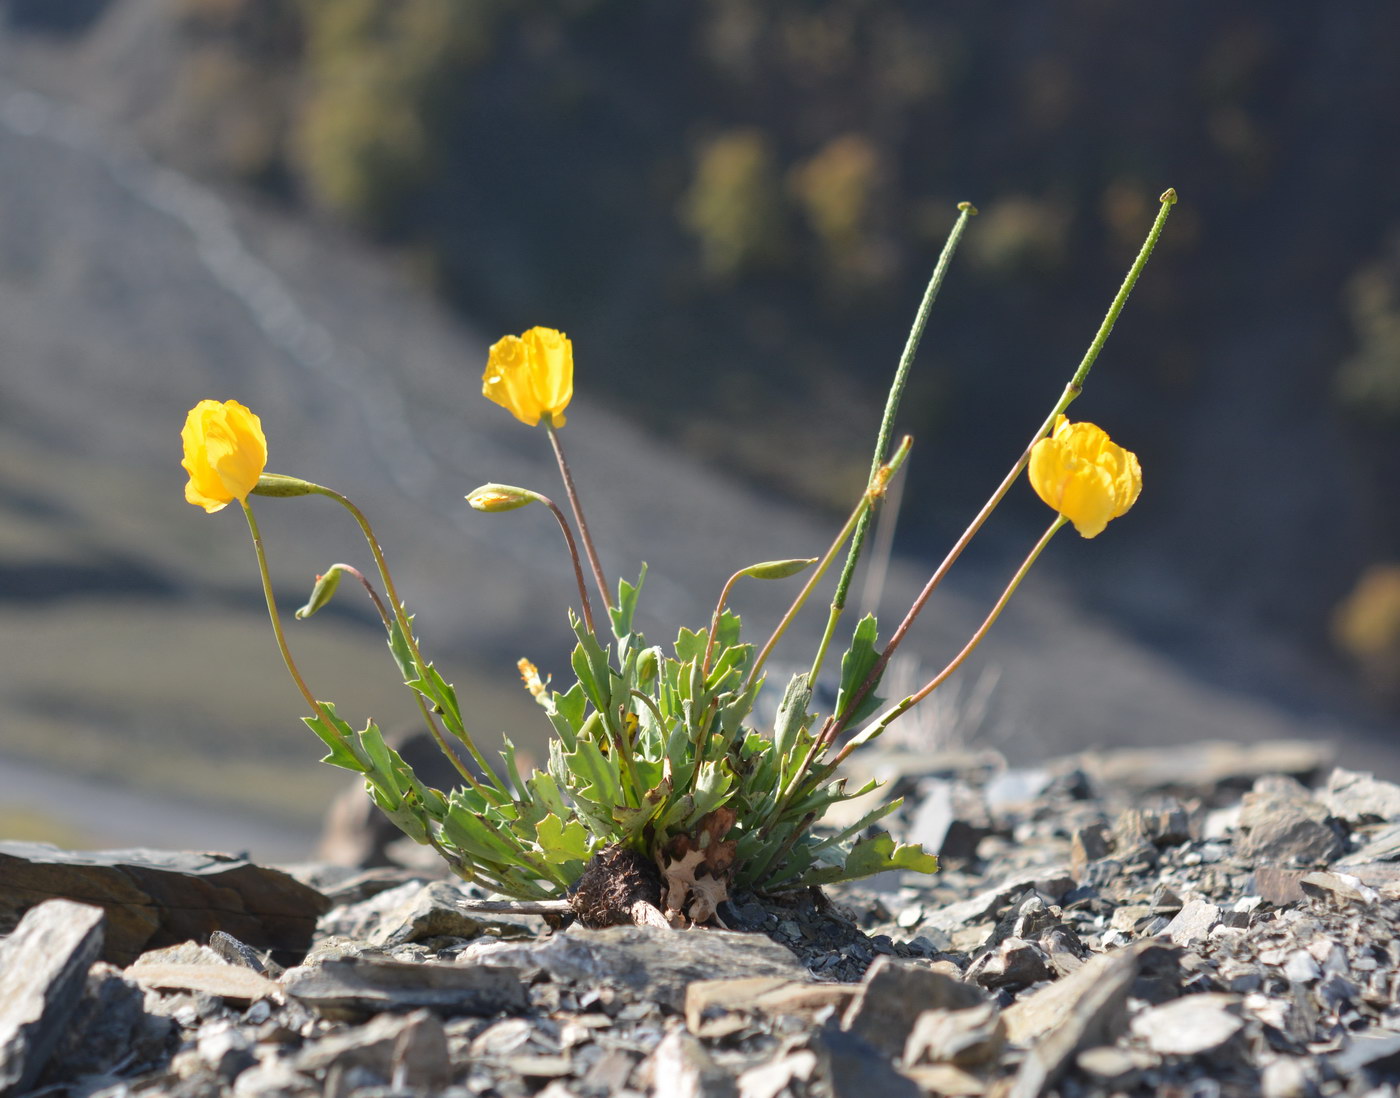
xmin=482 ymin=326 xmax=573 ymax=427
xmin=181 ymin=399 xmax=268 ymax=513
xmin=1028 ymin=415 xmax=1141 ymax=538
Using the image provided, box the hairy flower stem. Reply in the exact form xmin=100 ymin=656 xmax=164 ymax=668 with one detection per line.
xmin=811 ymin=202 xmax=977 ymax=685
xmin=748 ymin=437 xmax=913 ymax=690
xmin=241 ymin=501 xmax=322 ymax=717
xmin=825 ymin=188 xmax=1179 ymax=741
xmin=544 ymin=421 xmax=614 ymax=616
xmin=535 ymin=493 xmax=596 ymax=635
xmin=305 ymin=483 xmax=509 ymax=796
xmin=819 ymin=516 xmax=1066 ymax=778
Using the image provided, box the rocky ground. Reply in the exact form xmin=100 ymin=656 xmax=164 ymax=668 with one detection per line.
xmin=3 ymin=738 xmax=1400 ymax=1097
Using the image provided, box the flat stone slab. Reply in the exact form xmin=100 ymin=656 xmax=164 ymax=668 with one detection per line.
xmin=282 ymin=957 xmax=531 ymax=1020
xmin=0 ymin=843 xmax=329 ymax=966
xmin=0 ymin=899 xmax=105 ymax=1096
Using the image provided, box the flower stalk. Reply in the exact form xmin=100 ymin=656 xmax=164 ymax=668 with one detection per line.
xmin=545 ymin=421 xmax=614 ymax=617
xmin=824 ymin=188 xmax=1177 ymax=741
xmin=812 ymin=202 xmax=977 ymax=682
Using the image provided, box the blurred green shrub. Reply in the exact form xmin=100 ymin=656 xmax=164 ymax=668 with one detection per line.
xmin=1335 ymin=241 xmax=1400 ymax=423
xmin=292 ymin=0 xmax=498 ymax=231
xmin=788 ymin=133 xmax=888 ymax=288
xmin=680 ymin=128 xmax=791 ymax=281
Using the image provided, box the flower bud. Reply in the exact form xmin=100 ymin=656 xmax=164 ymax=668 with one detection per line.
xmin=296 ymin=565 xmax=347 ymax=619
xmin=251 ymin=473 xmax=318 ymax=497
xmin=738 ymin=557 xmax=818 ymax=581
xmin=466 ymin=484 xmax=537 ymax=512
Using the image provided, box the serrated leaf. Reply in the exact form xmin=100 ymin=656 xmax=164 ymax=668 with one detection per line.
xmin=834 ymin=613 xmax=884 ymax=725
xmin=796 ymin=832 xmax=939 ymax=887
xmin=563 ymin=738 xmax=622 ymax=811
xmin=737 ymin=557 xmax=819 ymax=580
xmin=609 ymin=563 xmax=647 ymax=638
xmin=674 ymin=626 xmax=706 ymax=666
xmin=302 ymin=704 xmax=365 ymax=772
xmin=536 ymin=812 xmax=593 ymax=862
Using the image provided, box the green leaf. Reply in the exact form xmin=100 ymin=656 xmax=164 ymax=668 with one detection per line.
xmin=570 ymin=619 xmax=614 ymax=714
xmin=737 ymin=557 xmax=819 ymax=581
xmin=535 ymin=812 xmax=593 ymax=863
xmin=834 ymin=614 xmax=883 ymax=725
xmin=772 ymin=672 xmax=813 ymax=759
xmin=302 ymin=704 xmax=365 ymax=772
xmin=563 ymin=738 xmax=622 ymax=812
xmin=609 ymin=563 xmax=647 ymax=638
xmin=796 ymin=832 xmax=939 ymax=887
xmin=674 ymin=626 xmax=706 ymax=666
xmin=713 ymin=610 xmax=743 ymax=653
xmin=386 ymin=613 xmax=417 ymax=682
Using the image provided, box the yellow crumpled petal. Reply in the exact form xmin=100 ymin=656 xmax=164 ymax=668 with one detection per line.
xmin=181 ymin=399 xmax=268 ymax=513
xmin=482 ymin=326 xmax=574 ymax=427
xmin=1028 ymin=416 xmax=1141 ymax=538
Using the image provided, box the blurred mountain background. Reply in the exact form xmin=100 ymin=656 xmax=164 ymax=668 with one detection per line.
xmin=1 ymin=0 xmax=1397 ymax=860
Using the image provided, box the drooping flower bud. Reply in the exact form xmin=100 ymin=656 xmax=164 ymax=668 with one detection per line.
xmin=466 ymin=484 xmax=538 ymax=512
xmin=296 ymin=565 xmax=348 ymax=620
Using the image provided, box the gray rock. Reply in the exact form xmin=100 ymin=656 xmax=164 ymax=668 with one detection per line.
xmin=0 ymin=898 xmax=105 ymax=1096
xmin=647 ymin=1028 xmax=736 ymax=1098
xmin=296 ymin=1009 xmax=451 ymax=1090
xmin=1003 ymin=940 xmax=1165 ymax=1098
xmin=967 ymin=936 xmax=1053 ymax=991
xmin=1329 ymin=1028 xmax=1400 ymax=1077
xmin=1165 ymin=899 xmax=1221 ymax=947
xmin=1074 ymin=1045 xmax=1154 ymax=1087
xmin=38 ymin=962 xmax=170 ymax=1086
xmin=902 ymin=1001 xmax=1005 ymax=1068
xmin=814 ymin=1027 xmax=921 ymax=1098
xmin=282 ymin=956 xmax=530 ymax=1020
xmin=364 ymin=880 xmax=537 ymax=947
xmin=1129 ymin=993 xmax=1244 ymax=1055
xmin=463 ymin=926 xmax=806 ymax=1013
xmin=907 ymin=779 xmax=992 ymax=862
xmin=840 ymin=957 xmax=986 ymax=1060
xmin=1076 ymin=741 xmax=1333 ymax=795
xmin=0 ymin=843 xmax=329 ymax=966
xmin=1235 ymin=788 xmax=1345 ymax=865
xmin=1321 ymin=768 xmax=1400 ymax=824
xmin=917 ymin=868 xmax=1074 ymax=934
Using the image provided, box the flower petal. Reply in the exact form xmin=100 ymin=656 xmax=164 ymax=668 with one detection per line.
xmin=181 ymin=400 xmax=267 ymax=511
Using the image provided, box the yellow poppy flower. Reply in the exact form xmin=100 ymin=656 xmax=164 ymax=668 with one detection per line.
xmin=482 ymin=326 xmax=574 ymax=427
xmin=1028 ymin=415 xmax=1141 ymax=538
xmin=181 ymin=399 xmax=268 ymax=513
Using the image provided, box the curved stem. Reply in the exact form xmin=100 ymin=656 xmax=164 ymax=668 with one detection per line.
xmin=544 ymin=421 xmax=614 ymax=614
xmin=702 ymin=570 xmax=745 ymax=679
xmin=305 ymin=483 xmax=507 ymax=794
xmin=241 ymin=501 xmax=319 ymax=716
xmin=822 ymin=516 xmax=1066 ymax=776
xmin=536 ymin=493 xmax=596 ymax=634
